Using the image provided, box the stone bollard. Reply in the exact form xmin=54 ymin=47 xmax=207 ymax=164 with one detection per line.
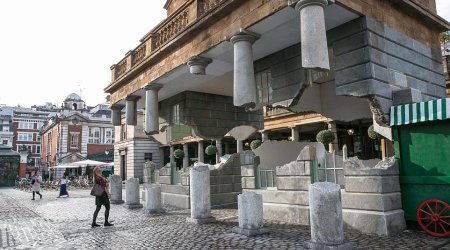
xmin=109 ymin=175 xmax=124 ymax=204
xmin=124 ymin=178 xmax=143 ymax=209
xmin=304 ymin=182 xmax=353 ymax=249
xmin=186 ymin=165 xmax=215 ymax=224
xmin=145 ymin=185 xmax=164 ymax=214
xmin=232 ymin=192 xmax=269 ymax=236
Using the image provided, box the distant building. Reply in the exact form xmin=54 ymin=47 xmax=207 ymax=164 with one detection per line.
xmin=40 ymin=93 xmax=114 ymax=178
xmin=0 ymin=106 xmax=13 ymax=147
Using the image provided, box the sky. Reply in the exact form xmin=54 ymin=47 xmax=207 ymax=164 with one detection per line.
xmin=0 ymin=0 xmax=448 ymax=108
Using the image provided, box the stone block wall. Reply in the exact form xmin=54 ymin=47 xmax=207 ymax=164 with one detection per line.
xmin=159 ymin=91 xmax=263 ymax=139
xmin=153 ymin=153 xmax=242 ymax=209
xmin=242 ymin=146 xmax=315 ymax=225
xmin=341 ymin=157 xmax=406 ymax=236
xmin=329 ymin=16 xmax=445 ymax=121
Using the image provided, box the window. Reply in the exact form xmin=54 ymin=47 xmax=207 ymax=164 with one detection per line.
xmin=105 ymin=128 xmax=114 ymax=144
xmin=144 ymin=153 xmax=153 ymax=162
xmin=255 ymin=70 xmax=273 ymax=104
xmin=88 ymin=127 xmax=100 ymax=143
xmin=17 ymin=133 xmax=33 ymax=141
xmin=35 ymin=145 xmax=41 ymax=154
xmin=47 ymin=133 xmax=52 ymax=155
xmin=18 ymin=122 xmax=34 ymax=129
xmin=172 ymin=103 xmax=181 ymax=124
xmin=70 ymin=133 xmax=79 ymax=148
xmin=2 ymin=140 xmax=8 ymax=145
xmin=121 ymin=125 xmax=127 ymax=141
xmin=17 ymin=144 xmax=32 ymax=152
xmin=2 ymin=126 xmax=9 ymax=132
xmin=36 ymin=122 xmax=43 ymax=130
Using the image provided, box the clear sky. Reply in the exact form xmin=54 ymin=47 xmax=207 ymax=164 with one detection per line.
xmin=0 ymin=0 xmax=448 ymax=108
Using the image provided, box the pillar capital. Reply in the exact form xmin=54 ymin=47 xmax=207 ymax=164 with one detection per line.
xmin=295 ymin=0 xmax=329 ymax=11
xmin=144 ymin=83 xmax=163 ymax=91
xmin=230 ymin=29 xmax=261 ymax=44
xmin=125 ymin=95 xmax=140 ymax=101
xmin=110 ymin=104 xmax=125 ymax=110
xmin=187 ymin=56 xmax=213 ymax=75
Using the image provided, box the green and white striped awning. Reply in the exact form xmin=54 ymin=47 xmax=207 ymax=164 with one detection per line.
xmin=390 ymin=98 xmax=450 ymax=126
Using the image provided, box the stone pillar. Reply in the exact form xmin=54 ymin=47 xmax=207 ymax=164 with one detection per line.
xmin=187 ymin=55 xmax=212 ymax=75
xmin=237 ymin=140 xmax=244 ymax=153
xmin=186 ymin=165 xmax=215 ymax=224
xmin=111 ymin=105 xmax=124 ymax=126
xmin=232 ymin=192 xmax=269 ymax=236
xmin=224 ymin=142 xmax=230 ymax=155
xmin=143 ymin=161 xmax=156 ymax=184
xmin=295 ymin=0 xmax=330 ymax=70
xmin=183 ymin=143 xmax=189 ymax=169
xmin=327 ymin=121 xmax=338 ymax=153
xmin=124 ymin=178 xmax=143 ymax=209
xmin=170 ymin=145 xmax=175 ymax=166
xmin=145 ymin=185 xmax=164 ymax=214
xmin=261 ymin=131 xmax=269 ymax=142
xmin=240 ymin=151 xmax=258 ymax=190
xmin=290 ymin=126 xmax=299 ymax=142
xmin=215 ymin=139 xmax=222 ymax=163
xmin=109 ymin=175 xmax=124 ymax=204
xmin=230 ymin=29 xmax=260 ymax=108
xmin=197 ymin=141 xmax=204 ymax=163
xmin=304 ymin=182 xmax=353 ymax=249
xmin=125 ymin=95 xmax=139 ymax=126
xmin=144 ymin=84 xmax=162 ymax=135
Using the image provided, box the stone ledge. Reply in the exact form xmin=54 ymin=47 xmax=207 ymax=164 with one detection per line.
xmin=263 ymin=203 xmax=310 ymax=225
xmin=232 ymin=227 xmax=269 ymax=236
xmin=341 ymin=190 xmax=402 ymax=211
xmin=186 ymin=217 xmax=216 ymax=224
xmin=249 ymin=189 xmax=309 ymax=206
xmin=344 ymin=176 xmax=400 ymax=193
xmin=342 ymin=208 xmax=406 ymax=236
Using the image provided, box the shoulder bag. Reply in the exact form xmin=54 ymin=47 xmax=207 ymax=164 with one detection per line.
xmin=90 ymin=183 xmax=104 ymax=197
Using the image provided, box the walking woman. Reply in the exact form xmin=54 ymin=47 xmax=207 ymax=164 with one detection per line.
xmin=31 ymin=171 xmax=42 ymax=200
xmin=57 ymin=175 xmax=69 ymax=198
xmin=91 ymin=167 xmax=113 ymax=227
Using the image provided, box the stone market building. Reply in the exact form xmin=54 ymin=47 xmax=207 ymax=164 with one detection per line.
xmin=105 ymin=0 xmax=449 ymax=235
xmin=40 ymin=94 xmax=115 ymax=179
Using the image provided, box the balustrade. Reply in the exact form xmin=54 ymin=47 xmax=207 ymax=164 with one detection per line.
xmin=115 ymin=59 xmax=128 ymax=79
xmin=132 ymin=44 xmax=147 ymax=66
xmin=197 ymin=0 xmax=227 ymax=16
xmin=152 ymin=10 xmax=189 ymax=49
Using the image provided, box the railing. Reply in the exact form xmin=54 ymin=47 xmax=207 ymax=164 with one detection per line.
xmin=197 ymin=0 xmax=227 ymax=16
xmin=256 ymin=167 xmax=276 ymax=190
xmin=152 ymin=10 xmax=189 ymax=50
xmin=311 ymin=150 xmax=344 ymax=187
xmin=115 ymin=59 xmax=128 ymax=79
xmin=132 ymin=44 xmax=147 ymax=66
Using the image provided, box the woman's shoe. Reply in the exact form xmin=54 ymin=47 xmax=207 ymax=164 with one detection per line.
xmin=104 ymin=222 xmax=114 ymax=227
xmin=40 ymin=194 xmax=42 ymax=199
xmin=91 ymin=223 xmax=101 ymax=228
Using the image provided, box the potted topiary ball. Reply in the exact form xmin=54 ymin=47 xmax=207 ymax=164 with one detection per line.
xmin=316 ymin=130 xmax=335 ymax=145
xmin=173 ymin=149 xmax=184 ymax=158
xmin=367 ymin=125 xmax=381 ymax=140
xmin=205 ymin=145 xmax=217 ymax=156
xmin=250 ymin=139 xmax=262 ymax=150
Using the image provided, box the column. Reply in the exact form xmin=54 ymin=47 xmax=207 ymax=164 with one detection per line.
xmin=295 ymin=0 xmax=330 ymax=70
xmin=230 ymin=29 xmax=260 ymax=108
xmin=232 ymin=192 xmax=269 ymax=236
xmin=109 ymin=175 xmax=124 ymax=204
xmin=125 ymin=178 xmax=143 ymax=209
xmin=169 ymin=145 xmax=175 ymax=166
xmin=111 ymin=105 xmax=124 ymax=126
xmin=144 ymin=84 xmax=163 ymax=135
xmin=186 ymin=165 xmax=215 ymax=224
xmin=290 ymin=126 xmax=299 ymax=142
xmin=145 ymin=185 xmax=164 ymax=214
xmin=327 ymin=121 xmax=338 ymax=153
xmin=215 ymin=139 xmax=222 ymax=163
xmin=125 ymin=95 xmax=140 ymax=126
xmin=237 ymin=140 xmax=244 ymax=153
xmin=187 ymin=55 xmax=212 ymax=75
xmin=261 ymin=131 xmax=269 ymax=142
xmin=224 ymin=142 xmax=230 ymax=155
xmin=197 ymin=141 xmax=204 ymax=163
xmin=183 ymin=143 xmax=189 ymax=169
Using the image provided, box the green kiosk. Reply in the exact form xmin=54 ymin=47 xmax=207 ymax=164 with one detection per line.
xmin=391 ymin=98 xmax=450 ymax=237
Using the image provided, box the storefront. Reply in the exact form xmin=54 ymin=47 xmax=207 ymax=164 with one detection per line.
xmin=0 ymin=145 xmax=20 ymax=187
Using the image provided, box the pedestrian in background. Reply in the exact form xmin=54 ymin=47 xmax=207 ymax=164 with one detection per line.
xmin=91 ymin=167 xmax=113 ymax=227
xmin=57 ymin=175 xmax=69 ymax=198
xmin=31 ymin=171 xmax=42 ymax=200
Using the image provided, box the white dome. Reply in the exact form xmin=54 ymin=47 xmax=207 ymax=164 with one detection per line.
xmin=66 ymin=93 xmax=81 ymax=101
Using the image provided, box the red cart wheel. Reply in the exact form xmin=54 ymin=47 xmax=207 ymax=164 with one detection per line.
xmin=417 ymin=199 xmax=450 ymax=237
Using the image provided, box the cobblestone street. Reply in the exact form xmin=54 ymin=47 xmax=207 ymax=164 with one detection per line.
xmin=0 ymin=187 xmax=449 ymax=250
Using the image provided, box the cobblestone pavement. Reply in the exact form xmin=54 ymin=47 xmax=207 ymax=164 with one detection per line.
xmin=1 ymin=187 xmax=450 ymax=250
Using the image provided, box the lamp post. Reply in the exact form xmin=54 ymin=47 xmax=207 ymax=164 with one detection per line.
xmin=105 ymin=149 xmax=113 ymax=174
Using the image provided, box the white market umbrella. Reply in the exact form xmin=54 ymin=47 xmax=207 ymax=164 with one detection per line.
xmin=50 ymin=164 xmax=80 ymax=169
xmin=70 ymin=159 xmax=111 ymax=166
